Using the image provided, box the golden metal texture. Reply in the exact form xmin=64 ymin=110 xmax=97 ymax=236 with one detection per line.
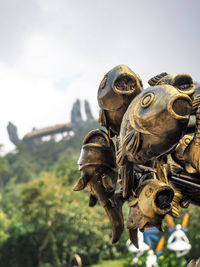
xmin=73 ymin=129 xmax=124 ymax=243
xmin=127 ymin=179 xmax=174 ymax=247
xmin=171 ymin=190 xmax=183 ymax=218
xmin=171 ymin=135 xmax=197 ymax=174
xmin=148 ymin=73 xmax=195 ymax=98
xmin=74 ymin=65 xmax=200 ymax=249
xmin=118 ymin=84 xmax=192 ymax=166
xmin=97 ymin=64 xmax=143 ymax=136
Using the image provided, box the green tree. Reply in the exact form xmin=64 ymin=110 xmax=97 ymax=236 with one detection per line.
xmin=0 ymin=145 xmax=8 ymax=191
xmin=21 ymin=172 xmax=69 ymax=266
xmin=19 ymin=169 xmax=129 ymax=266
xmin=187 ymin=206 xmax=200 ymax=260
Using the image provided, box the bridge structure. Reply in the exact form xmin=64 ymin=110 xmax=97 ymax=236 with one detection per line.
xmin=23 ymin=123 xmax=72 ymax=140
xmin=7 ymin=99 xmax=95 ymax=146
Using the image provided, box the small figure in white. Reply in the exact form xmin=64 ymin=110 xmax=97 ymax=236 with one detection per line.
xmin=166 ymin=213 xmax=191 ymax=257
xmin=167 ymin=223 xmax=191 ymax=257
xmin=146 ymin=250 xmax=159 ymax=267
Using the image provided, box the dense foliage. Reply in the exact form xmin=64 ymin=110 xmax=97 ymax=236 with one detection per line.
xmin=0 ymin=122 xmax=199 ymax=266
xmin=0 ymin=123 xmax=129 ymax=266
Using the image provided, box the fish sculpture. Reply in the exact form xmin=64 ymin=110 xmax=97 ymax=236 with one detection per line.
xmin=184 ymin=104 xmax=200 ymax=173
xmin=171 ymin=135 xmax=197 ymax=174
xmin=127 ymin=178 xmax=174 ymax=248
xmin=148 ymin=72 xmax=195 ymax=99
xmin=73 ymin=129 xmax=124 ymax=243
xmin=74 ymin=65 xmax=200 ymax=250
xmin=117 ymin=84 xmax=192 ymax=198
xmin=97 ymin=64 xmax=143 ymax=137
xmin=171 ymin=99 xmax=200 ymax=175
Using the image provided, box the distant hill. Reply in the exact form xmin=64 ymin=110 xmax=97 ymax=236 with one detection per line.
xmin=3 ymin=120 xmax=101 ymax=185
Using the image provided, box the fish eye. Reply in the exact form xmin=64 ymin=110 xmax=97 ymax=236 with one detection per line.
xmin=141 ymin=93 xmax=155 ymax=108
xmin=99 ymin=75 xmax=107 ymax=89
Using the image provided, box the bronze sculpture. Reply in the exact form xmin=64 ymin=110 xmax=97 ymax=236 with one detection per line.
xmin=73 ymin=129 xmax=124 ymax=243
xmin=98 ymin=64 xmax=143 ymax=137
xmin=74 ymin=64 xmax=200 ymax=248
xmin=127 ymin=178 xmax=174 ymax=247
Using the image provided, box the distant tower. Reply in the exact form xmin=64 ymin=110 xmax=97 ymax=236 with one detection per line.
xmin=71 ymin=99 xmax=84 ymax=131
xmin=84 ymin=100 xmax=94 ymax=123
xmin=7 ymin=122 xmax=20 ymax=146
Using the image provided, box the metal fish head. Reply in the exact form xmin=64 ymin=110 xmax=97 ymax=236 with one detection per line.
xmin=75 ymin=129 xmax=117 ymax=192
xmin=78 ymin=137 xmax=116 ymax=174
xmin=129 ymin=84 xmax=192 ymax=135
xmin=124 ymin=84 xmax=192 ymax=162
xmin=148 ymin=73 xmax=195 ymax=98
xmin=136 ymin=179 xmax=174 ymax=217
xmin=97 ymin=64 xmax=143 ymax=136
xmin=73 ymin=129 xmax=124 ymax=243
xmin=127 ymin=179 xmax=174 ymax=246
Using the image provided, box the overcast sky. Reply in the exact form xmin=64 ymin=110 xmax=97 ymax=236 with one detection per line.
xmin=1 ymin=0 xmax=200 ymax=154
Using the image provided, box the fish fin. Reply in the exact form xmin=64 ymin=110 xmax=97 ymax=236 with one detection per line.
xmin=192 ymin=94 xmax=200 ymax=114
xmin=104 ymin=193 xmax=124 ymax=244
xmin=128 ymin=228 xmax=139 ymax=249
xmin=117 ymin=129 xmax=140 ymax=167
xmin=116 ymin=145 xmax=126 ymax=166
xmin=148 ymin=72 xmax=168 ymax=86
xmin=73 ymin=175 xmax=88 ymax=191
xmin=98 ymin=109 xmax=108 ymax=129
xmin=117 ymin=130 xmax=139 ymax=199
xmin=121 ymin=161 xmax=135 ymax=199
xmin=123 ymin=130 xmax=141 ymax=159
xmin=89 ymin=194 xmax=98 ymax=207
xmin=124 ymin=130 xmax=134 ymax=147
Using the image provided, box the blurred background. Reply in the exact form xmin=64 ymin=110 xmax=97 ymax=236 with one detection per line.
xmin=0 ymin=0 xmax=200 ymax=266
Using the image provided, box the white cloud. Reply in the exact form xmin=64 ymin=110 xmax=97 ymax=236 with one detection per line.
xmin=1 ymin=0 xmax=200 ymax=154
xmin=0 ymin=62 xmax=85 ymax=153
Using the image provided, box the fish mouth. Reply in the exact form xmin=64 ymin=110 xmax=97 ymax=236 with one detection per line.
xmin=168 ymin=94 xmax=192 ymax=120
xmin=154 ymin=187 xmax=174 ymax=214
xmin=114 ymin=74 xmax=136 ymax=95
xmin=173 ymin=75 xmax=195 ymax=96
